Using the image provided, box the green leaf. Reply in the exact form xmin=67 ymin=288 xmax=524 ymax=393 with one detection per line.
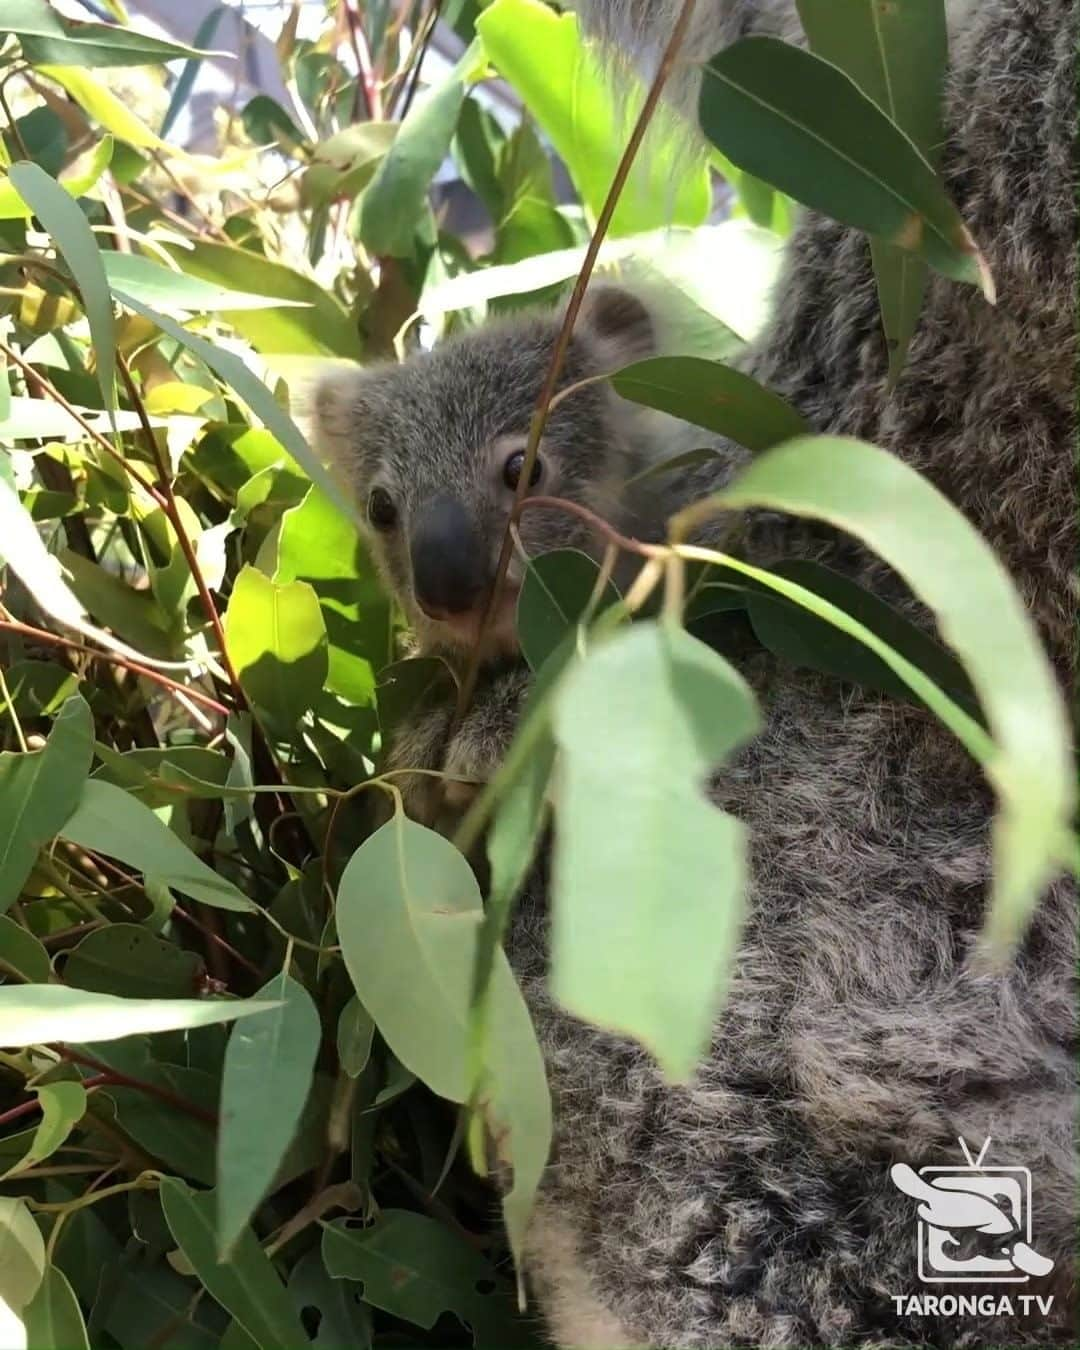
xmin=336 ymin=996 xmax=375 ymax=1078
xmin=515 ymin=549 xmax=620 ymax=674
xmin=477 ymin=0 xmax=710 ymax=236
xmin=20 ymin=1264 xmax=87 ymax=1350
xmin=613 ymin=355 xmax=808 ymax=453
xmin=161 ymin=6 xmax=228 ymax=138
xmin=321 ymin=1210 xmax=516 ymax=1341
xmin=59 ymin=779 xmax=256 ymax=913
xmin=110 ymin=291 xmax=355 ymax=522
xmin=157 ymin=241 xmax=363 ymax=359
xmin=551 ymin=623 xmax=761 ymax=1080
xmin=302 ymin=123 xmax=396 ymax=209
xmin=4 ymin=0 xmax=224 ymax=67
xmin=60 ymin=550 xmax=176 ymax=660
xmin=0 ymin=397 xmax=150 ymax=439
xmin=276 ymin=486 xmax=390 ymax=705
xmin=3 ymin=1082 xmax=86 ymax=1177
xmin=358 ymin=76 xmax=467 ymax=258
xmin=224 ymin=566 xmax=328 ymax=734
xmin=160 ymin=1179 xmax=309 ymax=1350
xmin=0 ymin=1198 xmax=44 ymax=1310
xmin=101 ymin=251 xmax=310 ymax=314
xmin=62 ymin=924 xmax=204 ymax=999
xmin=336 ymin=817 xmax=551 ymax=1260
xmin=0 ymin=695 xmax=93 ymax=915
xmin=0 ymin=916 xmax=50 ymax=983
xmin=717 ymin=436 xmax=1073 ymax=949
xmin=217 ymin=972 xmax=320 ymax=1256
xmin=795 ymin=0 xmax=947 ymax=386
xmin=698 ymin=37 xmax=992 ymax=295
xmin=8 ymin=162 xmax=116 ymax=413
xmin=0 ymin=985 xmax=277 ymax=1047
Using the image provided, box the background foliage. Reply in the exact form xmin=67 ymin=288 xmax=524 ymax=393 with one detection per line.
xmin=0 ymin=2 xmax=1072 ymax=1347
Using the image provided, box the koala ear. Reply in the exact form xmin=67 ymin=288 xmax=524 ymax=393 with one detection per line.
xmin=309 ymin=363 xmax=368 ymax=484
xmin=573 ymin=283 xmax=657 ymax=369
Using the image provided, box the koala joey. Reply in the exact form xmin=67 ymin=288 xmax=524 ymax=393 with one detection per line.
xmin=314 ymin=283 xmax=679 ymax=821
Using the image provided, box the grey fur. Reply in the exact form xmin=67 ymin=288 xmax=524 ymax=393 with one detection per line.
xmin=320 ymin=2 xmax=1078 ymax=1343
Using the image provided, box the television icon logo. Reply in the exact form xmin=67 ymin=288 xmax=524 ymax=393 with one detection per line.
xmin=890 ymin=1138 xmax=1055 ymax=1284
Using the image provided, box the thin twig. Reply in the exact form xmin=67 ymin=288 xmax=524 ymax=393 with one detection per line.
xmin=58 ymin=1049 xmax=218 ymax=1127
xmin=0 ymin=338 xmax=167 ymax=508
xmin=0 ymin=616 xmax=229 ymax=717
xmin=453 ymin=0 xmax=699 ymax=725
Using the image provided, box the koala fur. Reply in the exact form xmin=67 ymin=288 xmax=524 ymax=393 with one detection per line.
xmin=319 ymin=0 xmax=1077 ymax=1344
xmin=505 ymin=1 xmax=1077 ymax=1347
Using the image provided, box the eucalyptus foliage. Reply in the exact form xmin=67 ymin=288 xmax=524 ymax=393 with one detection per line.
xmin=0 ymin=3 xmax=1071 ymax=1348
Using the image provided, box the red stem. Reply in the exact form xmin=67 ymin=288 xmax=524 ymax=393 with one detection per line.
xmin=58 ymin=1050 xmax=218 ymax=1126
xmin=0 ymin=1073 xmax=110 ymax=1128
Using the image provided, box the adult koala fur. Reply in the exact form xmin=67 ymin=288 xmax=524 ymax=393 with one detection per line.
xmin=497 ymin=1 xmax=1077 ymax=1347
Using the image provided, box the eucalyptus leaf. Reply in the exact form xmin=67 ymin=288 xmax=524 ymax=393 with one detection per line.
xmin=716 ymin=436 xmax=1073 ymax=948
xmin=0 ymin=694 xmax=92 ymax=915
xmin=20 ymin=1264 xmax=88 ymax=1350
xmin=698 ymin=37 xmax=991 ymax=295
xmin=0 ymin=985 xmax=277 ymax=1047
xmin=0 ymin=915 xmax=50 ymax=983
xmin=4 ymin=0 xmax=224 ymax=67
xmin=160 ymin=1180 xmax=309 ymax=1350
xmin=552 ymin=623 xmax=761 ymax=1080
xmin=217 ymin=972 xmax=320 ymax=1256
xmin=60 ymin=779 xmax=256 ymax=913
xmin=8 ymin=163 xmax=116 ymax=413
xmin=0 ymin=1197 xmax=45 ymax=1309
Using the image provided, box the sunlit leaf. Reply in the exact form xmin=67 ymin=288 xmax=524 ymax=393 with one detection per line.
xmin=102 ymin=251 xmax=310 ymax=314
xmin=477 ymin=0 xmax=710 ymax=235
xmin=9 ymin=162 xmax=116 ymax=412
xmin=19 ymin=1264 xmax=87 ymax=1350
xmin=224 ymin=566 xmax=328 ymax=734
xmin=0 ymin=987 xmax=275 ymax=1047
xmin=217 ymin=972 xmax=320 ymax=1256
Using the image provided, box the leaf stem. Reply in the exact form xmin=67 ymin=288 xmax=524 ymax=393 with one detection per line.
xmin=453 ymin=0 xmax=699 ymax=728
xmin=58 ymin=1049 xmax=219 ymax=1127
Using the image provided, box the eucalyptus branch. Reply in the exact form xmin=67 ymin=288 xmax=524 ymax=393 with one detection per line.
xmin=454 ymin=0 xmax=699 ymax=726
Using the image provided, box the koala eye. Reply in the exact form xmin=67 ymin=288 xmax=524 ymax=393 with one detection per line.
xmin=503 ymin=448 xmax=543 ymax=491
xmin=367 ymin=487 xmax=398 ymax=531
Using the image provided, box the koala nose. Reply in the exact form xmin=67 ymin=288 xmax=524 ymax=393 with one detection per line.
xmin=410 ymin=495 xmax=488 ymax=617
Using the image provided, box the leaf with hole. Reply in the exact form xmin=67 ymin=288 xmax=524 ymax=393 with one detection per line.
xmin=62 ymin=923 xmax=205 ymax=999
xmin=321 ymin=1209 xmax=519 ymax=1345
xmin=217 ymin=972 xmax=321 ymax=1256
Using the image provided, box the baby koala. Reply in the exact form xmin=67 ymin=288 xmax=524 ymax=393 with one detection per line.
xmin=313 ymin=284 xmax=677 ymax=821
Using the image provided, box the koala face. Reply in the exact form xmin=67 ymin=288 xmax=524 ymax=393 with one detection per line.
xmin=313 ymin=286 xmax=658 ymax=659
